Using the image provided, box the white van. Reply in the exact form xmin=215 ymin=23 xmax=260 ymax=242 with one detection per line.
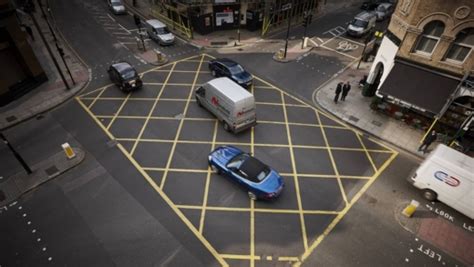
xmin=346 ymin=11 xmax=376 ymax=37
xmin=409 ymin=144 xmax=474 ymax=219
xmin=144 ymin=19 xmax=175 ymax=45
xmin=195 ymin=77 xmax=257 ymax=133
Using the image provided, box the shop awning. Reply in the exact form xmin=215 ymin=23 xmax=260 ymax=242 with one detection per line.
xmin=378 ymin=60 xmax=461 ymax=114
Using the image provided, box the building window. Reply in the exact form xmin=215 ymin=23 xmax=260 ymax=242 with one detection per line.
xmin=414 ymin=21 xmax=445 ymax=55
xmin=445 ymin=28 xmax=474 ymax=63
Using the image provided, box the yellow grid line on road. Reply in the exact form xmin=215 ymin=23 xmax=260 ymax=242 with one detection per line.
xmin=76 ymin=96 xmax=228 ymax=267
xmin=160 ymin=55 xmax=205 ymax=189
xmin=315 ymin=110 xmax=349 ymax=206
xmin=106 ymin=91 xmax=132 ymax=130
xmin=176 ymin=205 xmax=342 ymax=215
xmin=151 ymin=69 xmax=211 ymax=73
xmin=87 ymin=86 xmax=109 ymax=110
xmin=355 ymin=132 xmax=378 ymax=176
xmin=280 ymin=90 xmax=309 ymax=251
xmin=143 ymin=82 xmax=195 ymax=86
xmin=80 ymin=97 xmax=189 ymax=102
xmin=221 ymin=254 xmax=261 ymax=260
xmin=77 ymin=53 xmax=399 ymax=267
xmin=130 ymin=63 xmax=177 ymax=156
xmin=115 ymin=137 xmax=391 ymax=153
xmin=296 ymin=151 xmax=398 ymax=266
xmin=141 ymin=167 xmax=373 ymax=180
xmin=199 ymin=120 xmax=218 ymax=234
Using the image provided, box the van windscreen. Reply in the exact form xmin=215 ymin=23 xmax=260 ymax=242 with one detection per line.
xmin=352 ymin=19 xmax=368 ymax=28
xmin=156 ymin=27 xmax=170 ymax=34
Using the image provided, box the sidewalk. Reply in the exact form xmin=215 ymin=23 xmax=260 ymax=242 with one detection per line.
xmin=314 ymin=60 xmax=428 ymax=157
xmin=0 ymin=6 xmax=90 ymax=130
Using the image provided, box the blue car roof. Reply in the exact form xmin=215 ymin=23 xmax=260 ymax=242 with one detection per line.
xmin=240 ymin=156 xmax=268 ymax=183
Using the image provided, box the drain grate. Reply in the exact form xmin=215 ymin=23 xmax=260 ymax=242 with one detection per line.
xmin=45 ymin=166 xmax=59 ymax=177
xmin=210 ymin=41 xmax=228 ymax=46
xmin=6 ymin=116 xmax=17 ymax=122
xmin=0 ymin=190 xmax=5 ymax=201
xmin=348 ymin=116 xmax=359 ymax=122
xmin=372 ymin=120 xmax=383 ymax=127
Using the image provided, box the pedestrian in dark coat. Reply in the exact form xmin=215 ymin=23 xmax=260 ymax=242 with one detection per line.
xmin=418 ymin=130 xmax=437 ymax=154
xmin=341 ymin=81 xmax=351 ymax=101
xmin=334 ymin=82 xmax=343 ymax=103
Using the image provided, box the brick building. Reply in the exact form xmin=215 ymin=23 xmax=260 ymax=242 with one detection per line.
xmin=367 ymin=0 xmax=473 ymax=146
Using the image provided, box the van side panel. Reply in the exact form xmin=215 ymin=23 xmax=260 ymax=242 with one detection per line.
xmin=411 ymin=144 xmax=474 ymax=219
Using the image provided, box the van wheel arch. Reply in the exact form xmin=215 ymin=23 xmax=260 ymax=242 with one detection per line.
xmin=423 ymin=189 xmax=437 ymax=201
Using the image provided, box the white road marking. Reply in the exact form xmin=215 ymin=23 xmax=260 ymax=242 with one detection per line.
xmin=107 ymin=14 xmax=116 ymax=22
xmin=118 ymin=23 xmax=131 ymax=34
xmin=37 ymin=238 xmax=41 ymax=242
xmin=32 ymin=229 xmax=36 ymax=233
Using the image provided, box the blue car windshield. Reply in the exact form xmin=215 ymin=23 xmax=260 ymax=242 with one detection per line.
xmin=227 ymin=153 xmax=248 ymax=169
xmin=228 ymin=64 xmax=245 ymax=75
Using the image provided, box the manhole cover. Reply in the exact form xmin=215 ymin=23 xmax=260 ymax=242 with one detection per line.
xmin=349 ymin=116 xmax=359 ymax=122
xmin=0 ymin=190 xmax=5 ymax=201
xmin=45 ymin=166 xmax=59 ymax=177
xmin=6 ymin=116 xmax=17 ymax=122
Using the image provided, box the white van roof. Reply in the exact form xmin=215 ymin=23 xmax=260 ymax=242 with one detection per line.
xmin=207 ymin=77 xmax=253 ymax=102
xmin=146 ymin=19 xmax=166 ymax=28
xmin=431 ymin=144 xmax=474 ymax=174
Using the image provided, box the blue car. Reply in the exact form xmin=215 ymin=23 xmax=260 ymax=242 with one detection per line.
xmin=208 ymin=58 xmax=253 ymax=89
xmin=208 ymin=146 xmax=284 ymax=200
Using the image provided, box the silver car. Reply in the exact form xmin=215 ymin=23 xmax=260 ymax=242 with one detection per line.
xmin=375 ymin=3 xmax=394 ymax=21
xmin=109 ymin=0 xmax=126 ymax=15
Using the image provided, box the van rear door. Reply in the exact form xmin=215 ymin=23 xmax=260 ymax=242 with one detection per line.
xmin=233 ymin=97 xmax=256 ymax=125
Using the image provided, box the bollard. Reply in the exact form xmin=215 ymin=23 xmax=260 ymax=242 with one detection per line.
xmin=155 ymin=49 xmax=162 ymax=62
xmin=62 ymin=142 xmax=76 ymax=159
xmin=303 ymin=37 xmax=308 ymax=48
xmin=402 ymin=200 xmax=419 ymax=218
xmin=278 ymin=49 xmax=284 ymax=59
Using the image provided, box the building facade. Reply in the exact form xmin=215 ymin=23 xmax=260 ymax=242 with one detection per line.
xmin=154 ymin=0 xmax=320 ymax=36
xmin=0 ymin=0 xmax=46 ymax=106
xmin=367 ymin=0 xmax=473 ymax=146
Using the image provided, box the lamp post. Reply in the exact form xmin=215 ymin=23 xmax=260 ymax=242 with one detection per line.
xmin=282 ymin=2 xmax=293 ymax=59
xmin=0 ymin=133 xmax=32 ymax=175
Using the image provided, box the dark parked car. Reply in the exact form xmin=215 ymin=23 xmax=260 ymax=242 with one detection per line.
xmin=208 ymin=58 xmax=253 ymax=89
xmin=208 ymin=146 xmax=284 ymax=200
xmin=361 ymin=1 xmax=380 ymax=10
xmin=108 ymin=62 xmax=142 ymax=92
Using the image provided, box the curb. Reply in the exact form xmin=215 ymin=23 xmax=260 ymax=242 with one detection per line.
xmin=0 ymin=147 xmax=85 ymax=208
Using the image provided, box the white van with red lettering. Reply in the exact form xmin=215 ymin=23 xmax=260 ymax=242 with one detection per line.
xmin=195 ymin=77 xmax=257 ymax=133
xmin=409 ymin=144 xmax=474 ymax=219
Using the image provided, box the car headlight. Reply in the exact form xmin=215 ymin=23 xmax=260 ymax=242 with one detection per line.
xmin=208 ymin=155 xmax=212 ymax=162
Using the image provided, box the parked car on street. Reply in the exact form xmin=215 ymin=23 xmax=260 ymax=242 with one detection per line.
xmin=208 ymin=58 xmax=253 ymax=89
xmin=107 ymin=62 xmax=142 ymax=92
xmin=346 ymin=11 xmax=377 ymax=37
xmin=375 ymin=3 xmax=394 ymax=21
xmin=208 ymin=146 xmax=285 ymax=200
xmin=144 ymin=19 xmax=175 ymax=46
xmin=108 ymin=0 xmax=126 ymax=15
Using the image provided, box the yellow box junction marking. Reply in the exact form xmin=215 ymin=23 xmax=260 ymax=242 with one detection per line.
xmin=76 ymin=53 xmax=398 ymax=266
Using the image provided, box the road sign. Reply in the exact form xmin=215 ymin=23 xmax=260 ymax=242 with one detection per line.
xmin=282 ymin=3 xmax=292 ymax=11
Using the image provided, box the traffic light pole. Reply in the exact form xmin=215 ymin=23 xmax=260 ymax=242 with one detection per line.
xmin=283 ymin=3 xmax=293 ymax=59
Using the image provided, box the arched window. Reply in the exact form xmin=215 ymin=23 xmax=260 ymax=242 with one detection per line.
xmin=445 ymin=28 xmax=474 ymax=63
xmin=414 ymin=21 xmax=445 ymax=55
